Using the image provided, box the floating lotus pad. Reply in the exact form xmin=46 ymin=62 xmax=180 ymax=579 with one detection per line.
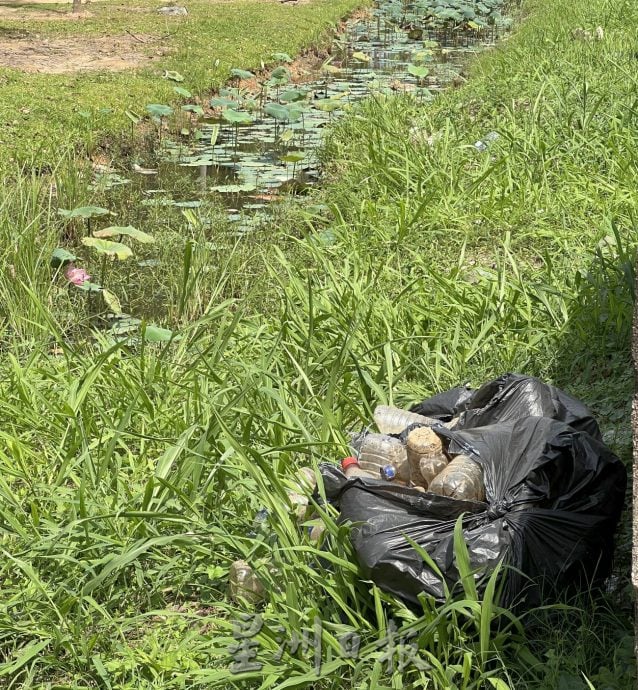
xmin=155 ymin=2 xmax=502 ymax=218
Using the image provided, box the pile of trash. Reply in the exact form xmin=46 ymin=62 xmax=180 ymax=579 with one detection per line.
xmin=229 ymin=374 xmax=626 ymax=608
xmin=320 ymin=374 xmax=627 ymax=607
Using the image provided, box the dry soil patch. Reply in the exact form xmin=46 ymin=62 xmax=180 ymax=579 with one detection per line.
xmin=0 ymin=33 xmax=166 ymax=73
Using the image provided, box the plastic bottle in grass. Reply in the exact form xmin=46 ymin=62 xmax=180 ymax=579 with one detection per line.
xmin=373 ymin=405 xmax=439 ymax=435
xmin=349 ymin=432 xmax=409 ymax=481
xmin=428 ymin=454 xmax=485 ymax=502
xmin=406 ymin=426 xmax=448 ymax=488
xmin=297 ymin=466 xmax=317 ymax=492
xmin=307 ymin=519 xmax=326 ymax=542
xmin=286 ymin=491 xmax=310 ymax=521
xmin=284 ymin=466 xmax=318 ymax=521
xmin=228 ymin=560 xmax=265 ymax=604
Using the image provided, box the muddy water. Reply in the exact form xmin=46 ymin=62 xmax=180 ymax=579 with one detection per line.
xmin=101 ymin=2 xmax=509 ymax=232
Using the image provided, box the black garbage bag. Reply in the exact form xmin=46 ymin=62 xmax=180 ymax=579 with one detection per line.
xmin=321 ymin=374 xmax=626 ymax=607
xmin=410 ymin=372 xmax=602 ymax=439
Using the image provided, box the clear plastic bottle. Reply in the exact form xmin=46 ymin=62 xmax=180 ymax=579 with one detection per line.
xmin=282 ymin=466 xmax=318 ymax=521
xmin=341 ymin=455 xmax=377 ymax=479
xmin=307 ymin=520 xmax=326 ymax=542
xmin=428 ymin=454 xmax=485 ymax=502
xmin=349 ymin=432 xmax=409 ymax=481
xmin=286 ymin=491 xmax=309 ymax=521
xmin=228 ymin=559 xmax=265 ymax=604
xmin=373 ymin=405 xmax=439 ymax=435
xmin=419 ymin=455 xmax=448 ymax=485
xmin=406 ymin=426 xmax=447 ymax=488
xmin=297 ymin=466 xmax=317 ymax=491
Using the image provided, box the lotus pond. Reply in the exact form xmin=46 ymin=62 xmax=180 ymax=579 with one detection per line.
xmin=54 ymin=0 xmax=512 ymax=337
xmin=93 ymin=0 xmax=512 ymax=230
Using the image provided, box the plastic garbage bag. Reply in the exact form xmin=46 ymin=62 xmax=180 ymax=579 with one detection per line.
xmin=410 ymin=373 xmax=602 ymax=439
xmin=320 ymin=374 xmax=626 ymax=607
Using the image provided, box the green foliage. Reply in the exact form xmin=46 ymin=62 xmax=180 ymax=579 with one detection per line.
xmin=407 ymin=63 xmax=429 ymax=79
xmin=0 ymin=0 xmax=362 ymax=172
xmin=222 ymin=109 xmax=255 ymax=125
xmin=146 ymin=103 xmax=174 ymax=119
xmin=82 ymin=237 xmax=133 ymax=260
xmin=50 ymin=247 xmax=77 ymax=268
xmin=93 ymin=226 xmax=155 ymax=244
xmin=58 ymin=205 xmax=111 ymax=220
xmin=0 ymin=0 xmax=636 ymax=687
xmin=231 ymin=68 xmax=255 ymax=80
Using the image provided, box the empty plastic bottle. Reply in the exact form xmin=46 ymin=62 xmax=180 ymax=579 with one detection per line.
xmin=373 ymin=405 xmax=439 ymax=435
xmin=406 ymin=426 xmax=448 ymax=488
xmin=282 ymin=466 xmax=319 ymax=521
xmin=349 ymin=432 xmax=410 ymax=481
xmin=228 ymin=560 xmax=264 ymax=604
xmin=419 ymin=455 xmax=448 ymax=486
xmin=297 ymin=466 xmax=317 ymax=492
xmin=286 ymin=490 xmax=310 ymax=521
xmin=428 ymin=454 xmax=485 ymax=502
xmin=307 ymin=519 xmax=326 ymax=542
xmin=341 ymin=456 xmax=377 ymax=479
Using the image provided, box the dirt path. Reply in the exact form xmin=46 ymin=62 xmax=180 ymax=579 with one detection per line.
xmin=0 ymin=34 xmax=166 ymax=73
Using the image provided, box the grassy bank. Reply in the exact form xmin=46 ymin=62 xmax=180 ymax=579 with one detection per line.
xmin=0 ymin=0 xmax=361 ymax=170
xmin=0 ymin=0 xmax=637 ymax=687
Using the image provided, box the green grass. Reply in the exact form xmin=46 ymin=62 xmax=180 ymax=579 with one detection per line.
xmin=0 ymin=0 xmax=362 ymax=170
xmin=0 ymin=0 xmax=637 ymax=687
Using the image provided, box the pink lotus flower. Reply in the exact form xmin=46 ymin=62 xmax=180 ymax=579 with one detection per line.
xmin=64 ymin=265 xmax=91 ymax=286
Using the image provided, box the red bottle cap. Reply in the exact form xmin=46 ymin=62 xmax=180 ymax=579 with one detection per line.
xmin=341 ymin=456 xmax=359 ymax=470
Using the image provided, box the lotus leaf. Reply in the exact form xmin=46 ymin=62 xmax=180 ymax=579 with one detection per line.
xmin=173 ymin=86 xmax=192 ymax=98
xmin=102 ymin=289 xmax=123 ymax=314
xmin=82 ymin=237 xmax=133 ymax=260
xmin=58 ymin=206 xmax=111 ymax=220
xmin=51 ymin=248 xmax=77 ymax=268
xmin=231 ymin=68 xmax=254 ymax=80
xmin=146 ymin=104 xmax=174 ymax=118
xmin=93 ymin=226 xmax=155 ymax=244
xmin=222 ymin=109 xmax=254 ymax=125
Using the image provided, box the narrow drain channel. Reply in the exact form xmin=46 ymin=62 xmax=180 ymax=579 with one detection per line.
xmin=101 ymin=1 xmax=511 ymax=233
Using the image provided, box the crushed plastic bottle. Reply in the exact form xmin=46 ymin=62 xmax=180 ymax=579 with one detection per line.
xmin=349 ymin=432 xmax=409 ymax=481
xmin=428 ymin=453 xmax=485 ymax=502
xmin=419 ymin=455 xmax=448 ymax=486
xmin=406 ymin=426 xmax=448 ymax=488
xmin=474 ymin=130 xmax=500 ymax=152
xmin=282 ymin=467 xmax=319 ymax=521
xmin=248 ymin=507 xmax=270 ymax=539
xmin=228 ymin=560 xmax=265 ymax=604
xmin=373 ymin=405 xmax=439 ymax=435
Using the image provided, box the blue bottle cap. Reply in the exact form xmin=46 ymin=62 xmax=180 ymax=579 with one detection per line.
xmin=380 ymin=465 xmax=396 ymax=481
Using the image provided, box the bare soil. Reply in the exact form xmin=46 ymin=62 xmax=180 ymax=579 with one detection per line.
xmin=0 ymin=33 xmax=166 ymax=73
xmin=0 ymin=0 xmax=87 ymax=17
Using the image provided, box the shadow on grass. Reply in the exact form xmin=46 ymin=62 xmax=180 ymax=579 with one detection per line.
xmin=516 ymin=226 xmax=637 ymax=689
